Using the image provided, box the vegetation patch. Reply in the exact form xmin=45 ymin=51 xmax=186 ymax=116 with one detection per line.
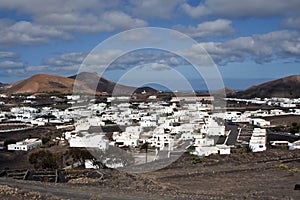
xmin=48 ymin=81 xmax=67 ymax=89
xmin=276 ymin=164 xmax=289 ymax=170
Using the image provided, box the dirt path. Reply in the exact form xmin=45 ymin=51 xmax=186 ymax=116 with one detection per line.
xmin=0 ymin=178 xmax=182 ymax=200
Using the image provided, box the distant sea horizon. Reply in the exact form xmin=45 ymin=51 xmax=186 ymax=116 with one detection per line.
xmin=144 ymin=78 xmax=276 ymax=92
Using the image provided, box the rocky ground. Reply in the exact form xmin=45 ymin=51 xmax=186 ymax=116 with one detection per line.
xmin=1 ymin=149 xmax=300 ymax=199
xmin=0 ymin=184 xmax=62 ymax=200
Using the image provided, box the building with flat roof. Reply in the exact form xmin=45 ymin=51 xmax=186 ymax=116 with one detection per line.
xmin=249 ymin=128 xmax=267 ymax=152
xmin=7 ymin=138 xmax=42 ymax=151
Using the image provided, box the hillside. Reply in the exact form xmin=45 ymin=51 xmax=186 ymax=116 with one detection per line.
xmin=69 ymin=72 xmax=156 ymax=95
xmin=2 ymin=72 xmax=156 ymax=96
xmin=4 ymin=74 xmax=96 ymax=95
xmin=0 ymin=82 xmax=7 ymax=93
xmin=0 ymin=82 xmax=6 ymax=88
xmin=235 ymin=75 xmax=300 ymax=98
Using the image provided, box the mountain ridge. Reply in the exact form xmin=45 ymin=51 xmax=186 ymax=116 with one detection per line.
xmin=1 ymin=72 xmax=157 ymax=95
xmin=3 ymin=74 xmax=97 ymax=95
xmin=1 ymin=73 xmax=299 ymax=98
xmin=233 ymin=75 xmax=300 ymax=98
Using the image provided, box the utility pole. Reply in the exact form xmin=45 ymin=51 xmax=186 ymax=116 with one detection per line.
xmin=145 ymin=142 xmax=148 ymax=163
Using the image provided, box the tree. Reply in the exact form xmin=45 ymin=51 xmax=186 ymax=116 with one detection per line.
xmin=68 ymin=148 xmax=107 ymax=169
xmin=41 ymin=136 xmax=51 ymax=145
xmin=29 ymin=150 xmax=60 ymax=169
xmin=4 ymin=139 xmax=17 ymax=146
xmin=290 ymin=122 xmax=300 ymax=134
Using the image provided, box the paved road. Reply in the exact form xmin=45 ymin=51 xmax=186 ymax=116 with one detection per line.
xmin=225 ymin=125 xmax=239 ymax=146
xmin=0 ymin=178 xmax=179 ymax=200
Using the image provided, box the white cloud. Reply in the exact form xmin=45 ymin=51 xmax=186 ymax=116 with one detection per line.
xmin=284 ymin=17 xmax=300 ymax=30
xmin=174 ymin=19 xmax=235 ymax=38
xmin=0 ymin=20 xmax=71 ymax=48
xmin=0 ymin=0 xmax=115 ymax=18
xmin=181 ymin=0 xmax=300 ymax=19
xmin=0 ymin=1 xmax=148 ymax=48
xmin=128 ymin=0 xmax=183 ymax=20
xmin=34 ymin=50 xmax=186 ymax=75
xmin=181 ymin=3 xmax=210 ymax=19
xmin=102 ymin=11 xmax=147 ymax=29
xmin=119 ymin=28 xmax=152 ymax=42
xmin=0 ymin=61 xmax=24 ymax=69
xmin=141 ymin=63 xmax=171 ymax=71
xmin=187 ymin=30 xmax=300 ymax=65
xmin=0 ymin=51 xmax=19 ymax=59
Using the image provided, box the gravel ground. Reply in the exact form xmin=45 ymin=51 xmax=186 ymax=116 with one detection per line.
xmin=1 ymin=150 xmax=300 ymax=199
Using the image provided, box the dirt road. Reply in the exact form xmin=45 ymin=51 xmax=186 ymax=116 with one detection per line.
xmin=0 ymin=178 xmax=180 ymax=200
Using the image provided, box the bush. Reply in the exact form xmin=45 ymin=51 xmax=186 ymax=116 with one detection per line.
xmin=289 ymin=168 xmax=299 ymax=173
xmin=237 ymin=145 xmax=252 ymax=154
xmin=42 ymin=136 xmax=51 ymax=145
xmin=276 ymin=164 xmax=289 ymax=170
xmin=191 ymin=155 xmax=206 ymax=165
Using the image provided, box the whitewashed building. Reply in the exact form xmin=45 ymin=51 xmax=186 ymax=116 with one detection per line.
xmin=8 ymin=138 xmax=42 ymax=151
xmin=249 ymin=128 xmax=267 ymax=152
xmin=69 ymin=133 xmax=108 ymax=150
xmin=249 ymin=118 xmax=270 ymax=127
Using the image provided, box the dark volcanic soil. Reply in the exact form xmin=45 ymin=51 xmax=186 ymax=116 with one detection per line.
xmin=1 ymin=149 xmax=300 ymax=199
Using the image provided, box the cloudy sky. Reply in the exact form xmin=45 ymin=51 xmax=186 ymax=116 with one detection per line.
xmin=0 ymin=0 xmax=299 ymax=90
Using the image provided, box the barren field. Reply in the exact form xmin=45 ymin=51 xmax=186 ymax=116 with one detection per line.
xmin=1 ymin=149 xmax=300 ymax=199
xmin=263 ymin=115 xmax=300 ymax=126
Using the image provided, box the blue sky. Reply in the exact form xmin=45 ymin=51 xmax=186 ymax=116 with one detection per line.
xmin=0 ymin=0 xmax=299 ymax=90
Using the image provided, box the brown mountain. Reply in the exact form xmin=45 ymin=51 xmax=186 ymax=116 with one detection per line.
xmin=0 ymin=82 xmax=7 ymax=93
xmin=236 ymin=75 xmax=300 ymax=98
xmin=69 ymin=72 xmax=156 ymax=95
xmin=213 ymin=87 xmax=237 ymax=98
xmin=224 ymin=87 xmax=237 ymax=97
xmin=2 ymin=72 xmax=156 ymax=96
xmin=0 ymin=82 xmax=6 ymax=87
xmin=4 ymin=74 xmax=97 ymax=95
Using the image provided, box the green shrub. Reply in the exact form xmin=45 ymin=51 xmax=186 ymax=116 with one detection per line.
xmin=237 ymin=145 xmax=252 ymax=154
xmin=276 ymin=164 xmax=289 ymax=170
xmin=191 ymin=155 xmax=206 ymax=165
xmin=289 ymin=168 xmax=299 ymax=173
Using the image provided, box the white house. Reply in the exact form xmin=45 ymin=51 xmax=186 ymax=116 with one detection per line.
xmin=280 ymin=103 xmax=296 ymax=108
xmin=201 ymin=119 xmax=225 ymax=136
xmin=194 ymin=134 xmax=215 ymax=147
xmin=216 ymin=144 xmax=231 ymax=155
xmin=8 ymin=138 xmax=42 ymax=151
xmin=194 ymin=144 xmax=231 ymax=157
xmin=249 ymin=118 xmax=270 ymax=127
xmin=69 ymin=133 xmax=108 ymax=150
xmin=249 ymin=128 xmax=267 ymax=152
xmin=149 ymin=133 xmax=174 ymax=150
xmin=66 ymin=95 xmax=80 ymax=101
xmin=289 ymin=140 xmax=300 ymax=150
xmin=194 ymin=146 xmax=219 ymax=156
xmin=140 ymin=120 xmax=156 ymax=128
xmin=180 ymin=132 xmax=194 ymax=140
xmin=113 ymin=131 xmax=140 ymax=147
